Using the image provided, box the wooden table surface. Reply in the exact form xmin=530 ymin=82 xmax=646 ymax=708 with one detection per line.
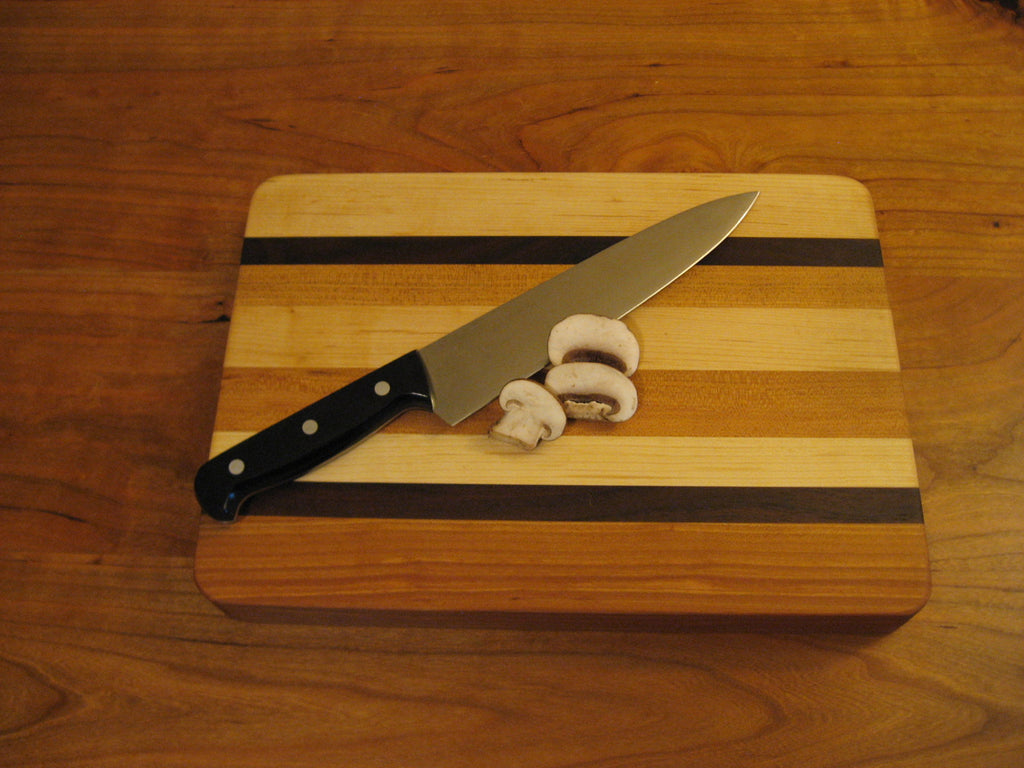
xmin=2 ymin=2 xmax=1022 ymax=766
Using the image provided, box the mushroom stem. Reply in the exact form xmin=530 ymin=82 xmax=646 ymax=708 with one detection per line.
xmin=488 ymin=379 xmax=567 ymax=450
xmin=489 ymin=407 xmax=551 ymax=450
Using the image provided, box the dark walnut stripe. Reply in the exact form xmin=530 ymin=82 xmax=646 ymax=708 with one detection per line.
xmin=243 ymin=483 xmax=923 ymax=524
xmin=241 ymin=236 xmax=884 ymax=268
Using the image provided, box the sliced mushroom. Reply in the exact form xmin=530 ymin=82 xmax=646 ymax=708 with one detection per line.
xmin=547 ymin=314 xmax=640 ymax=376
xmin=545 ymin=362 xmax=638 ymax=422
xmin=489 ymin=379 xmax=567 ymax=450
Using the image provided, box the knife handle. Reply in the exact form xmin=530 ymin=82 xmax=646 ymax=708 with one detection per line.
xmin=194 ymin=350 xmax=433 ymax=522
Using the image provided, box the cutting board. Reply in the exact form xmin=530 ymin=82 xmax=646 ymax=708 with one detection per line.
xmin=194 ymin=173 xmax=929 ymax=631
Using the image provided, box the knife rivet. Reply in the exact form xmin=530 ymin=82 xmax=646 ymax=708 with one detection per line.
xmin=228 ymin=458 xmax=245 ymax=476
xmin=374 ymin=380 xmax=391 ymax=396
xmin=302 ymin=419 xmax=319 ymax=435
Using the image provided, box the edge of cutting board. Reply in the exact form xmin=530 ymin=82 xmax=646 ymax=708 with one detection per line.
xmin=195 ymin=173 xmax=929 ymax=632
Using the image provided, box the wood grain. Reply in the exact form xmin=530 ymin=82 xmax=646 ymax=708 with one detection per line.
xmin=214 ymin=368 xmax=913 ymax=438
xmin=195 ymin=519 xmax=930 ymax=621
xmin=208 ymin=432 xmax=919 ymax=488
xmin=2 ymin=1 xmax=1023 ymax=766
xmin=223 ymin=303 xmax=902 ymax=370
xmin=235 ymin=263 xmax=895 ymax=308
xmin=243 ymin=173 xmax=881 ymax=238
xmin=194 ymin=174 xmax=926 ymax=628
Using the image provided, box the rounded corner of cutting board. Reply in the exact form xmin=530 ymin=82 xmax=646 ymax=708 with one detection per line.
xmin=820 ymin=174 xmax=876 ymax=207
xmin=248 ymin=173 xmax=300 ymax=200
xmin=902 ymin=558 xmax=933 ymax=616
xmin=243 ymin=174 xmax=315 ymax=236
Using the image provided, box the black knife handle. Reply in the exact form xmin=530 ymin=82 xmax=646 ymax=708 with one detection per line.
xmin=194 ymin=350 xmax=433 ymax=522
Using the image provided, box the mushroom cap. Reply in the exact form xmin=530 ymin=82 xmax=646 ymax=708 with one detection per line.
xmin=547 ymin=314 xmax=640 ymax=376
xmin=544 ymin=362 xmax=638 ymax=422
xmin=490 ymin=379 xmax=566 ymax=448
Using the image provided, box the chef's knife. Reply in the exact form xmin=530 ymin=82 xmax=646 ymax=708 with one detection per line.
xmin=195 ymin=191 xmax=758 ymax=522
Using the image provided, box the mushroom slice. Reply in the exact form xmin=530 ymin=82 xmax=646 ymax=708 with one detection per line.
xmin=545 ymin=362 xmax=638 ymax=423
xmin=489 ymin=379 xmax=567 ymax=450
xmin=547 ymin=314 xmax=640 ymax=376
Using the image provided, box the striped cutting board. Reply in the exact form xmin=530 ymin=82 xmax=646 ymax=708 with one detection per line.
xmin=194 ymin=173 xmax=929 ymax=630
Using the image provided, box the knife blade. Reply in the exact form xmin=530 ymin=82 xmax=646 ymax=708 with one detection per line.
xmin=195 ymin=190 xmax=758 ymax=521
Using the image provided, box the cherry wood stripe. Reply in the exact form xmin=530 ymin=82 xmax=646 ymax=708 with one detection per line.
xmin=234 ymin=264 xmax=893 ymax=309
xmin=222 ymin=304 xmax=900 ymax=371
xmin=194 ymin=519 xmax=929 ymax=618
xmin=240 ymin=483 xmax=923 ymax=524
xmin=214 ymin=368 xmax=911 ymax=439
xmin=240 ymin=235 xmax=883 ymax=267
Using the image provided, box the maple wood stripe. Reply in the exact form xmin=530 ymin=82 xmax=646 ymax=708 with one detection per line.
xmin=240 ymin=236 xmax=883 ymax=267
xmin=213 ymin=368 xmax=912 ymax=439
xmin=223 ymin=305 xmax=900 ymax=371
xmin=209 ymin=433 xmax=919 ymax=488
xmin=240 ymin=484 xmax=924 ymax=524
xmin=242 ymin=174 xmax=881 ymax=239
xmin=235 ymin=264 xmax=893 ymax=309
